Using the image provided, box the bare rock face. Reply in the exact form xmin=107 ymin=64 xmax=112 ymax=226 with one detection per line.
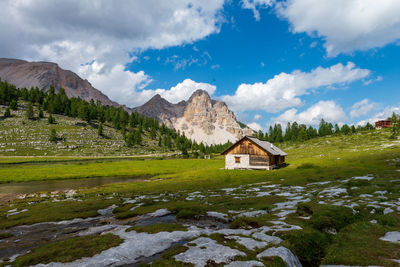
xmin=134 ymin=89 xmax=254 ymax=145
xmin=0 ymin=58 xmax=121 ymax=108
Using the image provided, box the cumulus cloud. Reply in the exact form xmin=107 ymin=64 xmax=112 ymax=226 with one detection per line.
xmin=357 ymin=105 xmax=400 ymax=126
xmin=273 ymin=100 xmax=347 ymax=126
xmin=254 ymin=114 xmax=262 ymax=120
xmin=222 ymin=62 xmax=370 ymax=112
xmin=93 ymin=78 xmax=215 ymax=107
xmin=150 ymin=79 xmax=216 ymax=104
xmin=276 ymin=0 xmax=400 ymax=56
xmin=241 ymin=0 xmax=274 ymax=20
xmin=248 ymin=122 xmax=263 ymax=132
xmin=0 ymin=0 xmax=225 ymax=105
xmin=350 ymin=99 xmax=376 ymax=118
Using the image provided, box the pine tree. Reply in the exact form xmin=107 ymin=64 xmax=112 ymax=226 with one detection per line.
xmin=49 ymin=129 xmax=58 ymax=142
xmin=39 ymin=107 xmax=44 ymax=118
xmin=134 ymin=127 xmax=142 ymax=145
xmin=48 ymin=114 xmax=55 ymax=124
xmin=4 ymin=107 xmax=11 ymax=118
xmin=26 ymin=102 xmax=34 ymax=120
xmin=10 ymin=99 xmax=17 ymax=110
xmin=98 ymin=122 xmax=103 ymax=137
xmin=150 ymin=127 xmax=157 ymax=139
xmin=125 ymin=132 xmax=135 ymax=147
xmin=158 ymin=136 xmax=162 ymax=147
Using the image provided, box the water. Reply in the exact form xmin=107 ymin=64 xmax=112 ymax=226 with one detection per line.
xmin=0 ymin=176 xmax=149 ymax=203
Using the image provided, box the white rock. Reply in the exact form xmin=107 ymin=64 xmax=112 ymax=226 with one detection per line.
xmin=380 ymin=231 xmax=400 ymax=244
xmin=224 ymin=260 xmax=264 ymax=267
xmin=148 ymin=208 xmax=171 ymax=217
xmin=97 ymin=204 xmax=117 ymax=216
xmin=175 ymin=237 xmax=246 ymax=267
xmin=383 ymin=208 xmax=394 ymax=215
xmin=257 ymin=246 xmax=302 ymax=267
xmin=252 ymin=232 xmax=282 ymax=244
xmin=206 ymin=211 xmax=229 ymax=221
xmin=353 ymin=176 xmax=374 ymax=181
xmin=227 ymin=236 xmax=268 ymax=250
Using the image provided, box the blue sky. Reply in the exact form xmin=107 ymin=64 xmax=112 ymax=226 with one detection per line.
xmin=1 ymin=0 xmax=399 ymax=131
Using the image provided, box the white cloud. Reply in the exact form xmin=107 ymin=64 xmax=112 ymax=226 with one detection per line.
xmin=273 ymin=100 xmax=347 ymax=126
xmin=79 ymin=62 xmax=153 ymax=107
xmin=79 ymin=61 xmax=216 ymax=107
xmin=222 ymin=62 xmax=370 ymax=112
xmin=248 ymin=122 xmax=263 ymax=132
xmin=0 ymin=0 xmax=225 ymax=103
xmin=241 ymin=0 xmax=275 ymax=21
xmin=254 ymin=114 xmax=262 ymax=120
xmin=357 ymin=105 xmax=400 ymax=126
xmin=150 ymin=79 xmax=216 ymax=104
xmin=276 ymin=0 xmax=400 ymax=56
xmin=350 ymin=99 xmax=376 ymax=118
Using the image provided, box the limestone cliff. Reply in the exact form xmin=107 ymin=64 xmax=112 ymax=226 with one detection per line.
xmin=134 ymin=89 xmax=254 ymax=145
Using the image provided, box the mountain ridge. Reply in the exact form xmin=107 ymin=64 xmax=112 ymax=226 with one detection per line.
xmin=134 ymin=89 xmax=254 ymax=145
xmin=0 ymin=58 xmax=123 ymax=109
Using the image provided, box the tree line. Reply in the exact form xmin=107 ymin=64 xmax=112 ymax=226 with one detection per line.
xmin=255 ymin=119 xmax=375 ymax=143
xmin=0 ymin=79 xmax=386 ymax=154
xmin=0 ymin=79 xmax=232 ymax=155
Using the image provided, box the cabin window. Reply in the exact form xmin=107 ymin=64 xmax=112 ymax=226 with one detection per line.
xmin=248 ymin=143 xmax=252 ymax=148
xmin=240 ymin=144 xmax=244 ymax=148
xmin=235 ymin=156 xmax=241 ymax=163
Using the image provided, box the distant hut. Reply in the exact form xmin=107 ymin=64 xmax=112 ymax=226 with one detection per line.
xmin=221 ymin=136 xmax=287 ymax=170
xmin=375 ymin=120 xmax=392 ymax=129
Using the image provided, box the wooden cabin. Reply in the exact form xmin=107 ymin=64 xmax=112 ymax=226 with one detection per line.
xmin=221 ymin=136 xmax=287 ymax=170
xmin=375 ymin=120 xmax=392 ymax=129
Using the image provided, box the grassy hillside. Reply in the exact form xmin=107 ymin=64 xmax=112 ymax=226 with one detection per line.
xmin=0 ymin=119 xmax=399 ymax=266
xmin=0 ymin=103 xmax=169 ymax=156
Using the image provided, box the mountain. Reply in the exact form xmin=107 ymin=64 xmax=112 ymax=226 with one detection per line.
xmin=0 ymin=58 xmax=120 ymax=108
xmin=135 ymin=89 xmax=254 ymax=145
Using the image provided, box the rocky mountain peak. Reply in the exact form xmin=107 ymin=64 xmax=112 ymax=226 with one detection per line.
xmin=134 ymin=90 xmax=254 ymax=145
xmin=187 ymin=89 xmax=211 ymax=102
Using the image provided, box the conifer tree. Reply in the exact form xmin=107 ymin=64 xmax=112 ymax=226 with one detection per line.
xmin=26 ymin=102 xmax=34 ymax=120
xmin=4 ymin=107 xmax=11 ymax=118
xmin=98 ymin=122 xmax=103 ymax=137
xmin=49 ymin=129 xmax=57 ymax=142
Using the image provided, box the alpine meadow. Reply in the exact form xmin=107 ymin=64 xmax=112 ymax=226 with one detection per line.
xmin=0 ymin=1 xmax=400 ymax=267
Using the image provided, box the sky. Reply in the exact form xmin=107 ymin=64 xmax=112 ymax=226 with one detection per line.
xmin=1 ymin=0 xmax=400 ymax=132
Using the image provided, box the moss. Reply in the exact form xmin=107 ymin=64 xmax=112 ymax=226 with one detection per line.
xmin=310 ymin=205 xmax=356 ymax=232
xmin=12 ymin=234 xmax=123 ymax=267
xmin=126 ymin=223 xmax=187 ymax=234
xmin=283 ymin=228 xmax=331 ymax=267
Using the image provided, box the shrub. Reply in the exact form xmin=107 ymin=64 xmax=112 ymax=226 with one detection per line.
xmin=285 ymin=229 xmax=331 ymax=267
xmin=4 ymin=107 xmax=11 ymax=118
xmin=297 ymin=163 xmax=317 ymax=169
xmin=296 ymin=203 xmax=313 ymax=217
xmin=311 ymin=205 xmax=355 ymax=232
xmin=230 ymin=217 xmax=260 ymax=229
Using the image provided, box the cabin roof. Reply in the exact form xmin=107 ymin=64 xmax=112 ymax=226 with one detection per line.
xmin=221 ymin=136 xmax=287 ymax=156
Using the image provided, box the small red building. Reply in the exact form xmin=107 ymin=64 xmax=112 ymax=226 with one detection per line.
xmin=375 ymin=120 xmax=392 ymax=129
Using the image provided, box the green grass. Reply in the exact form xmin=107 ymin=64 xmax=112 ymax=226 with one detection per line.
xmin=126 ymin=223 xmax=187 ymax=233
xmin=0 ymin=104 xmax=172 ymax=157
xmin=0 ymin=158 xmax=221 ymax=183
xmin=0 ymin=198 xmax=116 ymax=229
xmin=11 ymin=234 xmax=123 ymax=267
xmin=322 ymin=222 xmax=400 ymax=266
xmin=0 ymin=128 xmax=399 ymax=266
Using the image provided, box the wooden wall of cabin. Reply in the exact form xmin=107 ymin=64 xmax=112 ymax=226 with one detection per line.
xmin=225 ymin=139 xmax=268 ymax=156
